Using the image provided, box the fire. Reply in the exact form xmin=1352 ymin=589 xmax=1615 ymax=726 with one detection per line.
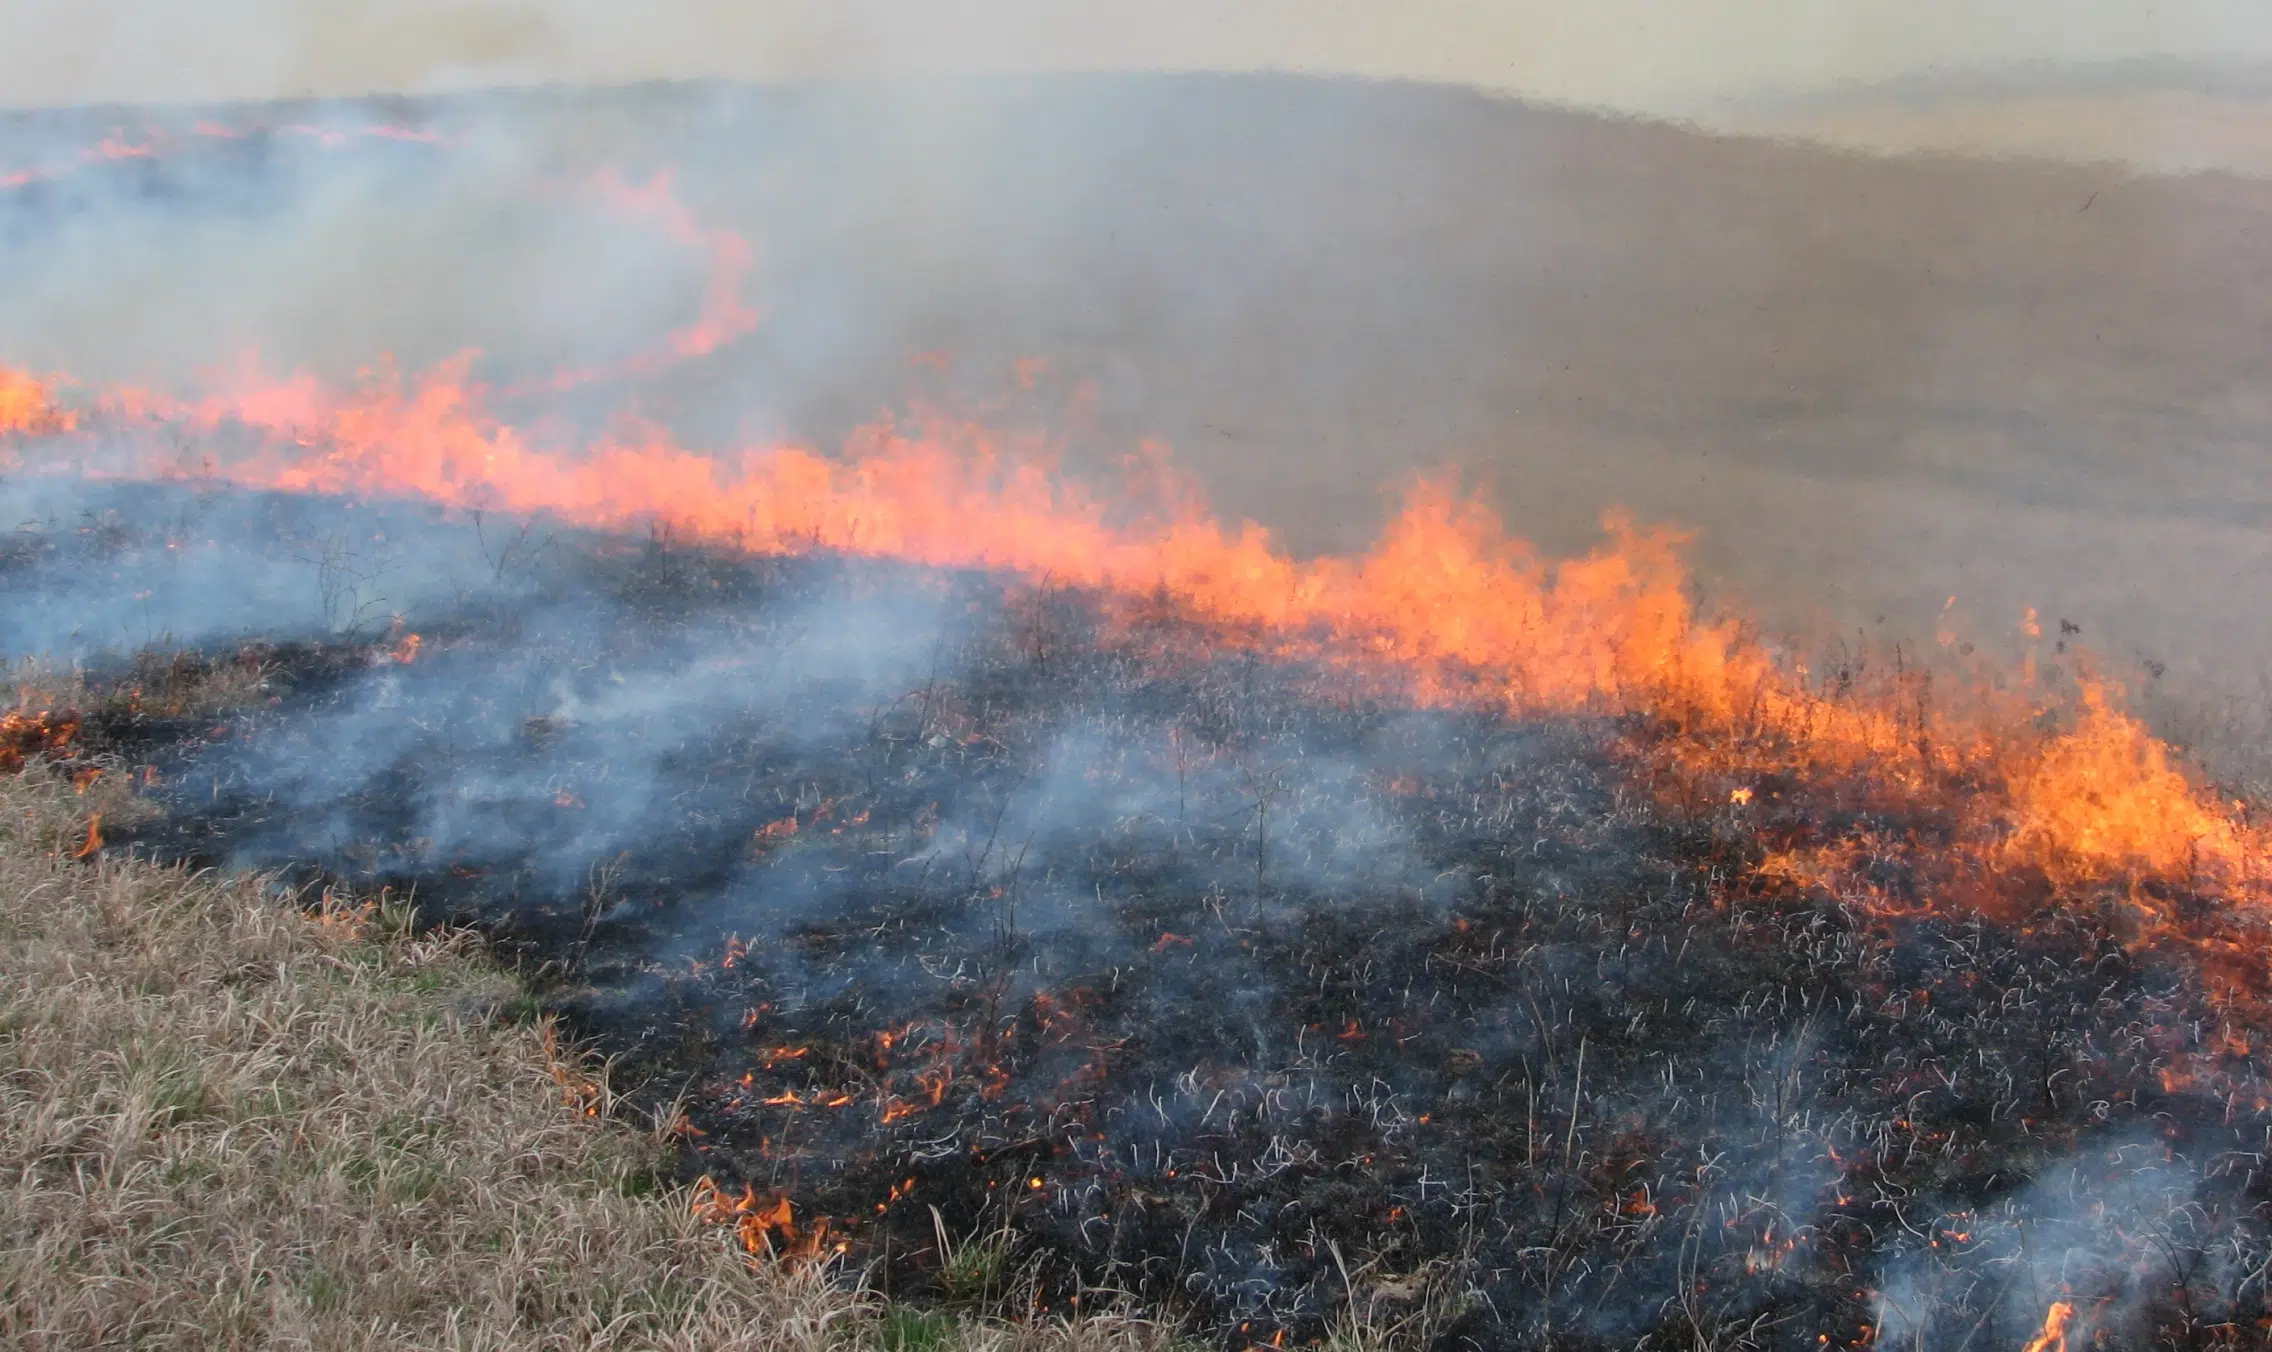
xmin=689 ymin=1177 xmax=841 ymax=1260
xmin=516 ymin=169 xmax=760 ymax=394
xmin=0 ymin=368 xmax=73 ymax=438
xmin=3 ymin=126 xmax=2268 ymax=964
xmin=2001 ymin=680 xmax=2241 ymax=883
xmin=0 ymin=710 xmax=81 ymax=773
xmin=540 ymin=1022 xmax=606 ymax=1118
xmin=12 ymin=340 xmax=2272 ymax=940
xmin=2020 ymin=1300 xmax=2075 ymax=1352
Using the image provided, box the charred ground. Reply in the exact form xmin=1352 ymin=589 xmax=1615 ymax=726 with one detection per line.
xmin=11 ymin=481 xmax=2272 ymax=1351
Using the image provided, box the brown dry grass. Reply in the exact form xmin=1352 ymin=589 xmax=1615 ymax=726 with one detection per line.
xmin=0 ymin=763 xmax=1182 ymax=1352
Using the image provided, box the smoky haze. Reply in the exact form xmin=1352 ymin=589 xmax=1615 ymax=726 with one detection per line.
xmin=10 ymin=0 xmax=2272 ymax=120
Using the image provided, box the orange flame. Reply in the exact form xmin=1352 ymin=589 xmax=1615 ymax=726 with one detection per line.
xmin=8 ymin=345 xmax=2270 ymax=942
xmin=2020 ymin=1300 xmax=2075 ymax=1352
xmin=689 ymin=1177 xmax=840 ymax=1260
xmin=0 ymin=368 xmax=73 ymax=438
xmin=72 ymin=813 xmax=103 ymax=860
xmin=515 ymin=169 xmax=760 ymax=394
xmin=0 ymin=710 xmax=80 ymax=772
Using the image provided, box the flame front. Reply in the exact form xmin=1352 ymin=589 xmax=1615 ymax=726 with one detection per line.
xmin=2 ymin=121 xmax=2267 ymax=970
xmin=8 ymin=345 xmax=2269 ymax=946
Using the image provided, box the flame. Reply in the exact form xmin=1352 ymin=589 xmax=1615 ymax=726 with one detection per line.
xmin=72 ymin=813 xmax=103 ymax=859
xmin=689 ymin=1177 xmax=841 ymax=1260
xmin=0 ymin=368 xmax=73 ymax=438
xmin=513 ymin=169 xmax=759 ymax=394
xmin=0 ymin=710 xmax=81 ymax=773
xmin=8 ymin=123 xmax=750 ymax=406
xmin=2 ymin=129 xmax=2268 ymax=966
xmin=540 ymin=1022 xmax=606 ymax=1118
xmin=2020 ymin=1300 xmax=2075 ymax=1352
xmin=2002 ymin=680 xmax=2240 ymax=883
xmin=3 ymin=118 xmax=452 ymax=195
xmin=11 ymin=343 xmax=2272 ymax=945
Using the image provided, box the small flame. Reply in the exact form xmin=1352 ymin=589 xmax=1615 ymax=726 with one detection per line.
xmin=0 ymin=710 xmax=81 ymax=774
xmin=2020 ymin=1300 xmax=2075 ymax=1352
xmin=540 ymin=1023 xmax=606 ymax=1118
xmin=689 ymin=1177 xmax=839 ymax=1260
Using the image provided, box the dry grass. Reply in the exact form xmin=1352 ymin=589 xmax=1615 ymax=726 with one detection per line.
xmin=0 ymin=764 xmax=1185 ymax=1352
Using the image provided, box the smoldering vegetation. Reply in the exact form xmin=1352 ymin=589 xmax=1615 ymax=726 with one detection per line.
xmin=4 ymin=476 xmax=2271 ymax=1350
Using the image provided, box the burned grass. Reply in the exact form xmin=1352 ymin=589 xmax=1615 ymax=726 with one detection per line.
xmin=19 ymin=491 xmax=2267 ymax=1351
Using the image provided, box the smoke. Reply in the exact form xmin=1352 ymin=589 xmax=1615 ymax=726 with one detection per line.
xmin=0 ymin=116 xmax=712 ymax=389
xmin=1870 ymin=1135 xmax=2246 ymax=1349
xmin=11 ymin=0 xmax=2272 ymax=124
xmin=9 ymin=65 xmax=2272 ymax=792
xmin=169 ymin=574 xmax=967 ymax=900
xmin=0 ymin=477 xmax=518 ymax=660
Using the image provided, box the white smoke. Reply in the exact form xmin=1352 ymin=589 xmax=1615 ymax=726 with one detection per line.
xmin=10 ymin=0 xmax=2272 ymax=136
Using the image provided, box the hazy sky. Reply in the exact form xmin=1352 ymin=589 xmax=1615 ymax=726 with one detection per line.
xmin=0 ymin=0 xmax=2265 ymax=109
xmin=9 ymin=1 xmax=2272 ymax=169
